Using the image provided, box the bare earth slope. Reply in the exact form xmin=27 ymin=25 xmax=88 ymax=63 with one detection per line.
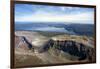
xmin=15 ymin=31 xmax=95 ymax=67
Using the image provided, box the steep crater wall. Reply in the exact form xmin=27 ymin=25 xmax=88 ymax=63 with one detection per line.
xmin=38 ymin=39 xmax=95 ymax=62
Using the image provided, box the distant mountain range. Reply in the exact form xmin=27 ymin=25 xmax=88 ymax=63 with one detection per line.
xmin=15 ymin=22 xmax=94 ymax=36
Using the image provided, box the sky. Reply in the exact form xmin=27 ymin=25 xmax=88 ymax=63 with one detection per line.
xmin=15 ymin=4 xmax=94 ymax=24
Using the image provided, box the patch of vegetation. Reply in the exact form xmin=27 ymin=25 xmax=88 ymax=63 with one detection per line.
xmin=37 ymin=31 xmax=67 ymax=37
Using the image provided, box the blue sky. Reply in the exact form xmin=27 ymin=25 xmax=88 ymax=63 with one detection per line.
xmin=15 ymin=4 xmax=94 ymax=24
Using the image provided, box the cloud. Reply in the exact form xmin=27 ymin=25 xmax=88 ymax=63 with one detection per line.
xmin=15 ymin=4 xmax=94 ymax=24
xmin=33 ymin=27 xmax=75 ymax=34
xmin=15 ymin=11 xmax=94 ymax=24
xmin=34 ymin=27 xmax=67 ymax=32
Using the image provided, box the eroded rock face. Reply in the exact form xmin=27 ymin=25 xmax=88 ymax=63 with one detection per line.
xmin=15 ymin=33 xmax=95 ymax=62
xmin=15 ymin=35 xmax=32 ymax=50
xmin=38 ymin=39 xmax=95 ymax=62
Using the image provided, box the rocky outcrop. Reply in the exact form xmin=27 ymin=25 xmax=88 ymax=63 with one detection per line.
xmin=15 ymin=31 xmax=95 ymax=62
xmin=37 ymin=39 xmax=95 ymax=62
xmin=15 ymin=35 xmax=32 ymax=50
